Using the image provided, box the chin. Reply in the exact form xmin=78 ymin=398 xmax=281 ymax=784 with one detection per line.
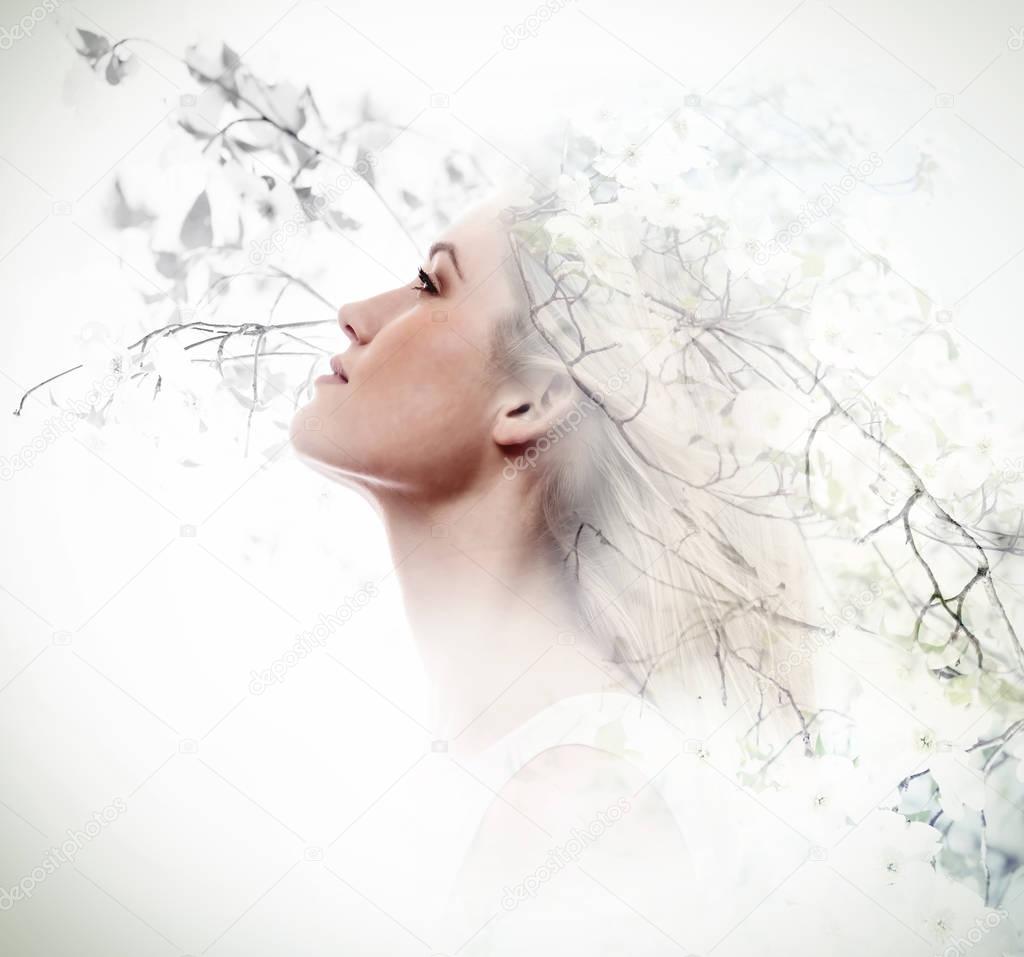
xmin=288 ymin=407 xmax=366 ymax=483
xmin=288 ymin=402 xmax=319 ymax=454
xmin=288 ymin=402 xmax=344 ymax=470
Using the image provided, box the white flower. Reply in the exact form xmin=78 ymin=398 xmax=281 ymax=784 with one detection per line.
xmin=760 ymin=753 xmax=872 ymax=845
xmin=75 ymin=333 xmax=135 ymax=410
xmin=929 ymin=749 xmax=986 ymax=821
xmin=623 ymin=181 xmax=706 ymax=234
xmin=580 ymin=244 xmax=640 ymax=296
xmin=544 ymin=198 xmax=641 ymax=259
xmin=573 ymin=104 xmax=633 ymax=152
xmin=1002 ymin=732 xmax=1024 ymax=785
xmin=831 ymin=809 xmax=941 ymax=893
xmin=594 ymin=120 xmax=713 ymax=188
xmin=666 ymin=107 xmax=720 ymax=151
xmin=921 ymin=446 xmax=993 ymax=501
xmin=554 ymin=172 xmax=593 ymax=213
xmin=898 ymin=864 xmax=1008 ymax=951
xmin=726 ymin=384 xmax=814 ymax=459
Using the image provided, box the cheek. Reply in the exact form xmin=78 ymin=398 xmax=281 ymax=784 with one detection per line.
xmin=316 ymin=331 xmax=495 ymax=484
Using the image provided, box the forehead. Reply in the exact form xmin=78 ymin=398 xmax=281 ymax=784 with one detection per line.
xmin=435 ymin=202 xmax=511 ymax=288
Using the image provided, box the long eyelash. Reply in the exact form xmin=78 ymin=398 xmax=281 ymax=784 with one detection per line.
xmin=413 ymin=267 xmax=439 ymax=296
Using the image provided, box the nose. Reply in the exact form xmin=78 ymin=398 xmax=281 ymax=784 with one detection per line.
xmin=336 ymin=286 xmax=407 ymax=346
xmin=337 ymin=301 xmax=363 ymax=345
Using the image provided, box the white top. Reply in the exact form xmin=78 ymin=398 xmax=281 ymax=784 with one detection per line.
xmin=410 ymin=688 xmax=1019 ymax=957
xmin=428 ymin=689 xmax=784 ymax=955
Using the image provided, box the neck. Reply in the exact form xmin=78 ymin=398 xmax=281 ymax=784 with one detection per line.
xmin=375 ymin=476 xmax=634 ymax=755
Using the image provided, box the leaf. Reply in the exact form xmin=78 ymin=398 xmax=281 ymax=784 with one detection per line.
xmin=294 ymin=187 xmax=319 ymax=222
xmin=112 ymin=179 xmax=154 ymax=229
xmin=400 ymin=189 xmax=422 ymax=209
xmin=236 ymin=75 xmax=305 ymax=132
xmin=155 ymin=252 xmax=182 ymax=279
xmin=444 ymin=157 xmax=464 ymax=184
xmin=222 ymin=43 xmax=241 ymax=70
xmin=181 ymin=191 xmax=213 ymax=250
xmin=356 ymin=147 xmax=375 ymax=188
xmin=914 ymin=286 xmax=932 ymax=321
xmin=327 ymin=210 xmax=361 ymax=231
xmin=105 ymin=54 xmax=129 ymax=86
xmin=76 ymin=29 xmax=110 ymax=60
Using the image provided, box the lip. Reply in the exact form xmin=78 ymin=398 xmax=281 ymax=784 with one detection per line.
xmin=328 ymin=354 xmax=349 ymax=383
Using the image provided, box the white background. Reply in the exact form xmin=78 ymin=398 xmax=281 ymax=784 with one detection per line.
xmin=1 ymin=0 xmax=1023 ymax=953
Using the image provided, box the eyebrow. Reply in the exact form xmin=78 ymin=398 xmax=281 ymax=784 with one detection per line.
xmin=428 ymin=241 xmax=463 ymax=281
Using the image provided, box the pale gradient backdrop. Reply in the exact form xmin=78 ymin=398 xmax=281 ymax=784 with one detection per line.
xmin=1 ymin=0 xmax=1023 ymax=953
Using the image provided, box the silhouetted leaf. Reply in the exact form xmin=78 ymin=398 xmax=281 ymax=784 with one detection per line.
xmin=76 ymin=29 xmax=110 ymax=61
xmin=155 ymin=252 xmax=181 ymax=279
xmin=356 ymin=147 xmax=374 ymax=188
xmin=327 ymin=211 xmax=360 ymax=231
xmin=294 ymin=187 xmax=319 ymax=221
xmin=180 ymin=191 xmax=213 ymax=250
xmin=444 ymin=157 xmax=465 ymax=184
xmin=112 ymin=179 xmax=154 ymax=229
xmin=105 ymin=55 xmax=126 ymax=85
xmin=222 ymin=43 xmax=241 ymax=70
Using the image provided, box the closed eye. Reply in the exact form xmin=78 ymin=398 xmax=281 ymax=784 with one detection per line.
xmin=413 ymin=267 xmax=440 ymax=296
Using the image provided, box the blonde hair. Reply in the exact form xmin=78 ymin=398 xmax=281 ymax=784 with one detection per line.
xmin=490 ymin=206 xmax=820 ymax=748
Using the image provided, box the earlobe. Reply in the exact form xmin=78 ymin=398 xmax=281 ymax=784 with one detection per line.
xmin=492 ymin=399 xmax=537 ymax=447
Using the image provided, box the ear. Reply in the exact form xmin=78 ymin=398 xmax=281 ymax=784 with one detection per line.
xmin=492 ymin=370 xmax=577 ymax=448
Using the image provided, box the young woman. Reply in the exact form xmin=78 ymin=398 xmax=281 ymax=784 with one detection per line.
xmin=289 ymin=195 xmax=824 ymax=955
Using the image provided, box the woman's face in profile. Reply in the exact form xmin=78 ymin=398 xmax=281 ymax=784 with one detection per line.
xmin=290 ymin=203 xmax=517 ymax=496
